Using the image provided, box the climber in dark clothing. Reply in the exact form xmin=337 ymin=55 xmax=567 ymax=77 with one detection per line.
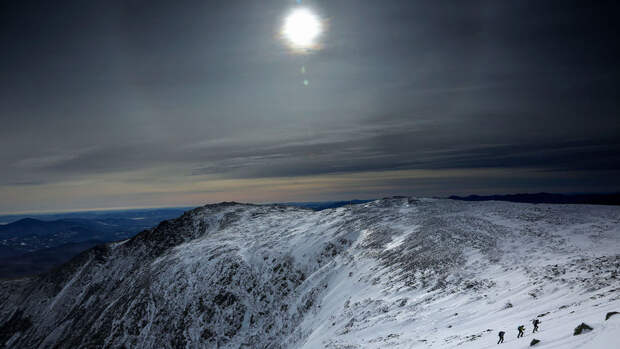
xmin=532 ymin=319 xmax=540 ymax=333
xmin=517 ymin=325 xmax=525 ymax=338
xmin=497 ymin=331 xmax=505 ymax=344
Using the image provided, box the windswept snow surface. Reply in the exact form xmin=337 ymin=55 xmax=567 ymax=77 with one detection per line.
xmin=0 ymin=198 xmax=618 ymax=348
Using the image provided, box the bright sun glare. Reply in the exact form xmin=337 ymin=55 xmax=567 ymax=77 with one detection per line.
xmin=282 ymin=8 xmax=322 ymax=49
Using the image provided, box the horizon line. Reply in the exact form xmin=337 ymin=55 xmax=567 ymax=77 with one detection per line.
xmin=2 ymin=191 xmax=619 ymax=216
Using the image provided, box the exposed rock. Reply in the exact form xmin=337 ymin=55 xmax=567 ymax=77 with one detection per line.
xmin=573 ymin=323 xmax=593 ymax=335
xmin=605 ymin=311 xmax=618 ymax=320
xmin=530 ymin=338 xmax=541 ymax=346
xmin=0 ymin=310 xmax=32 ymax=346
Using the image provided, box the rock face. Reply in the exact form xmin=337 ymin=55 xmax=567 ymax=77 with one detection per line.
xmin=1 ymin=198 xmax=619 ymax=349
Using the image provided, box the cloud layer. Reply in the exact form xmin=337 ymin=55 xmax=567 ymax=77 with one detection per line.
xmin=1 ymin=0 xmax=619 ymax=213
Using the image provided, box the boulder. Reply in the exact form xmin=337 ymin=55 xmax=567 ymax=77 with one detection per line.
xmin=530 ymin=338 xmax=540 ymax=346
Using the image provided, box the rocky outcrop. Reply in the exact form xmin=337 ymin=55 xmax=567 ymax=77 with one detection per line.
xmin=573 ymin=323 xmax=593 ymax=335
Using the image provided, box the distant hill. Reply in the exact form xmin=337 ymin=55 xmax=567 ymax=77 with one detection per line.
xmin=0 ymin=207 xmax=193 ymax=225
xmin=0 ymin=208 xmax=192 ymax=254
xmin=449 ymin=192 xmax=620 ymax=206
xmin=0 ymin=207 xmax=192 ymax=278
xmin=0 ymin=218 xmax=98 ymax=239
xmin=0 ymin=218 xmax=130 ymax=255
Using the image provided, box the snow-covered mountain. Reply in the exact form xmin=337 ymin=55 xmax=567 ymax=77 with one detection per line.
xmin=1 ymin=198 xmax=618 ymax=348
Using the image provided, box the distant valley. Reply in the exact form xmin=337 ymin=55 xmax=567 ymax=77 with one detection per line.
xmin=0 ymin=208 xmax=192 ymax=278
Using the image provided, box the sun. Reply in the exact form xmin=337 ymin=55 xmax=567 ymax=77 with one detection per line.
xmin=282 ymin=8 xmax=322 ymax=50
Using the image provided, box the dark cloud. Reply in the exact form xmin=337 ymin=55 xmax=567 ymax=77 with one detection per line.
xmin=1 ymin=0 xmax=619 ymax=212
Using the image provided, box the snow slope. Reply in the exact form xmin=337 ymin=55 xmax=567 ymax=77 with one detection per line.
xmin=0 ymin=198 xmax=618 ymax=348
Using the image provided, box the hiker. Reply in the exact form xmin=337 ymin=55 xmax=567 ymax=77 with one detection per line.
xmin=532 ymin=319 xmax=540 ymax=333
xmin=517 ymin=325 xmax=525 ymax=338
xmin=497 ymin=331 xmax=505 ymax=344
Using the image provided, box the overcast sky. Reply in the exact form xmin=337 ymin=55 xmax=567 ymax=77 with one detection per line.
xmin=1 ymin=0 xmax=619 ymax=213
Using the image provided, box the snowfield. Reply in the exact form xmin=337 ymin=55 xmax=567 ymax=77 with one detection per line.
xmin=0 ymin=197 xmax=618 ymax=348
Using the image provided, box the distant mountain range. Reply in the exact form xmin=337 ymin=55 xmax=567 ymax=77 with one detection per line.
xmin=0 ymin=217 xmax=158 ymax=256
xmin=449 ymin=192 xmax=620 ymax=206
xmin=0 ymin=218 xmax=105 ymax=240
xmin=0 ymin=207 xmax=192 ymax=278
xmin=0 ymin=207 xmax=194 ymax=226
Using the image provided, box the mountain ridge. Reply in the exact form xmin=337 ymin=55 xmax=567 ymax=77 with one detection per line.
xmin=1 ymin=198 xmax=618 ymax=348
